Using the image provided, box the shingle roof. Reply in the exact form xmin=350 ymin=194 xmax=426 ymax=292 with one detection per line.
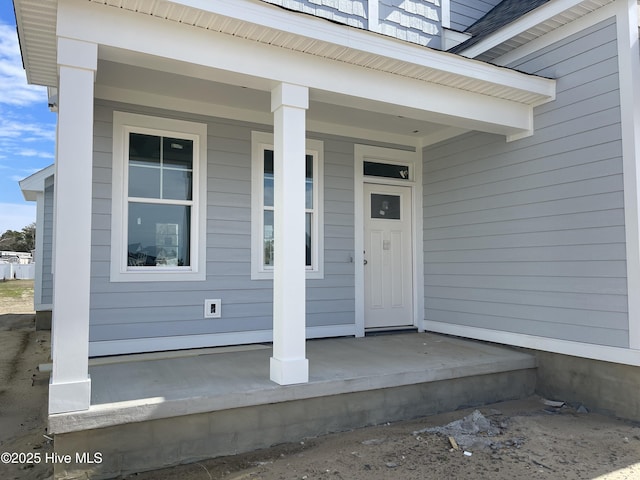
xmin=449 ymin=0 xmax=550 ymax=54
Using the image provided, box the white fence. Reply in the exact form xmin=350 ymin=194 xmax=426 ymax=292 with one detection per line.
xmin=0 ymin=262 xmax=35 ymax=280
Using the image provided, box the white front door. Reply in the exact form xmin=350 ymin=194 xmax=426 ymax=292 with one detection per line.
xmin=364 ymin=183 xmax=413 ymax=329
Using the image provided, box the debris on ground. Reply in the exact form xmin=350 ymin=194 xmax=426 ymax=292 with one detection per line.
xmin=413 ymin=409 xmax=504 ymax=451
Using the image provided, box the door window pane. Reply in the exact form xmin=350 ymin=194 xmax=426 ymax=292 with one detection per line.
xmin=371 ymin=194 xmax=401 ymax=219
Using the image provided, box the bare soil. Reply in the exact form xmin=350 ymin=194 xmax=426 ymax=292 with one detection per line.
xmin=127 ymin=397 xmax=640 ymax=480
xmin=2 ymin=280 xmax=640 ymax=480
xmin=0 ymin=280 xmax=52 ymax=480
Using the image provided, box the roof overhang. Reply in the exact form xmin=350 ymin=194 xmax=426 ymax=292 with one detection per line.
xmin=15 ymin=0 xmax=557 ymax=143
xmin=19 ymin=164 xmax=55 ymax=201
xmin=456 ymin=0 xmax=615 ymax=62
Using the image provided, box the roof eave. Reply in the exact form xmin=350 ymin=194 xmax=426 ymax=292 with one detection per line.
xmin=456 ymin=0 xmax=614 ymax=61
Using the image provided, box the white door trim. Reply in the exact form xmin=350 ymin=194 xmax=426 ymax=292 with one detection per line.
xmin=354 ymin=144 xmax=424 ymax=337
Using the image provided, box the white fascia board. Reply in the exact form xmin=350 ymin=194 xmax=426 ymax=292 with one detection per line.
xmin=19 ymin=164 xmax=55 ymax=201
xmin=174 ymin=0 xmax=555 ymax=98
xmin=458 ymin=0 xmax=591 ymax=59
xmin=493 ymin=2 xmax=618 ymax=67
xmin=68 ymin=0 xmax=553 ymax=100
xmin=59 ymin=0 xmax=538 ymax=137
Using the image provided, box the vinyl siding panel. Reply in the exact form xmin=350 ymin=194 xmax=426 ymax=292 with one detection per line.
xmin=378 ymin=0 xmax=441 ymax=48
xmin=260 ymin=0 xmax=367 ymax=28
xmin=422 ymin=17 xmax=628 ymax=348
xmin=449 ymin=0 xmax=501 ymax=32
xmin=41 ymin=180 xmax=54 ymax=306
xmin=260 ymin=0 xmax=442 ymax=48
xmin=89 ymin=101 xmax=357 ymax=346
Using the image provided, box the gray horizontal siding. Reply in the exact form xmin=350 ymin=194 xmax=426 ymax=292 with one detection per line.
xmin=422 ymin=17 xmax=628 ymax=348
xmin=41 ymin=181 xmax=54 ymax=306
xmin=90 ymin=101 xmax=356 ymax=345
xmin=449 ymin=0 xmax=501 ymax=32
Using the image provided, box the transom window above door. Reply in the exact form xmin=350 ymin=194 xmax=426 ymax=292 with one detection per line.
xmin=363 ymin=161 xmax=411 ymax=180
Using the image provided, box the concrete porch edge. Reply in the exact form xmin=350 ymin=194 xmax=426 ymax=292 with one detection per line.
xmin=49 ymin=334 xmax=537 ymax=434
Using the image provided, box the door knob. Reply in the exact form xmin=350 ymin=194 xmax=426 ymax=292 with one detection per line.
xmin=364 ymin=259 xmax=368 ymax=265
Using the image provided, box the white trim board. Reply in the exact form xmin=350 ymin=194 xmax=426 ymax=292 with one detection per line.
xmin=493 ymin=1 xmax=618 ymax=67
xmin=425 ymin=321 xmax=640 ymax=367
xmin=353 ymin=144 xmax=424 ymax=337
xmin=488 ymin=0 xmax=640 ymax=352
xmin=459 ymin=0 xmax=605 ymax=60
xmin=59 ymin=0 xmax=553 ymax=140
xmin=89 ymin=325 xmax=357 ymax=357
xmin=250 ymin=131 xmax=325 ymax=280
xmin=616 ymin=0 xmax=640 ymax=349
xmin=109 ymin=111 xmax=208 ymax=282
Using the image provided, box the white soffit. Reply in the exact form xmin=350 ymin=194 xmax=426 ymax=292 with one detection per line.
xmin=462 ymin=0 xmax=614 ymax=62
xmin=14 ymin=0 xmax=554 ymax=107
xmin=13 ymin=0 xmax=58 ymax=86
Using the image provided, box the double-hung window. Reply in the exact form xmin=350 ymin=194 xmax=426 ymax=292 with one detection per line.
xmin=251 ymin=131 xmax=324 ymax=279
xmin=111 ymin=112 xmax=207 ymax=281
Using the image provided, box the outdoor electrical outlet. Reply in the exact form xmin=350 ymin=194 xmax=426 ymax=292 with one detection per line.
xmin=204 ymin=299 xmax=221 ymax=318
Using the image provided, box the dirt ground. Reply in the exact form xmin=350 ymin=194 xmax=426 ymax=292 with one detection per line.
xmin=0 ymin=280 xmax=53 ymax=480
xmin=1 ymin=280 xmax=640 ymax=480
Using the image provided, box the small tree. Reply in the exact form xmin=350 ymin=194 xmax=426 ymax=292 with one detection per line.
xmin=0 ymin=223 xmax=36 ymax=252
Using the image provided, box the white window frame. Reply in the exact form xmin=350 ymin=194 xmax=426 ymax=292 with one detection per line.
xmin=251 ymin=131 xmax=324 ymax=280
xmin=110 ymin=111 xmax=207 ymax=282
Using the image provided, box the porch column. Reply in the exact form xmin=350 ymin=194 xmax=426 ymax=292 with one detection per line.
xmin=270 ymin=83 xmax=310 ymax=385
xmin=49 ymin=38 xmax=97 ymax=414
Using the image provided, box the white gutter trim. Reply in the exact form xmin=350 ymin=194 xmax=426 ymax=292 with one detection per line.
xmin=165 ymin=0 xmax=554 ymax=99
xmin=458 ymin=0 xmax=591 ymax=59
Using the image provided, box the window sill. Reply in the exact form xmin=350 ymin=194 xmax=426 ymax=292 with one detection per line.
xmin=110 ymin=268 xmax=206 ymax=282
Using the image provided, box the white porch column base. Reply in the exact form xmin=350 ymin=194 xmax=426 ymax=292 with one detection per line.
xmin=50 ymin=37 xmax=97 ymax=414
xmin=270 ymin=82 xmax=309 ymax=386
xmin=270 ymin=357 xmax=309 ymax=385
xmin=48 ymin=377 xmax=92 ymax=414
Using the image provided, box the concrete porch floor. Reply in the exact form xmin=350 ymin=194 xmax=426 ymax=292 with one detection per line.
xmin=50 ymin=332 xmax=536 ymax=435
xmin=50 ymin=332 xmax=538 ymax=479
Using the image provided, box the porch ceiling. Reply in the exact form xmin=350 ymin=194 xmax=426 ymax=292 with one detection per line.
xmin=95 ymin=59 xmax=447 ymax=143
xmin=15 ymin=0 xmax=557 ymax=143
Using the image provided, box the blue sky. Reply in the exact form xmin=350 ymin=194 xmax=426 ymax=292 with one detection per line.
xmin=0 ymin=3 xmax=56 ymax=234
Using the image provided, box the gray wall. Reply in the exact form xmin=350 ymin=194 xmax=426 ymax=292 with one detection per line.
xmin=89 ymin=101 xmax=356 ymax=344
xmin=422 ymin=17 xmax=627 ymax=347
xmin=449 ymin=0 xmax=501 ymax=32
xmin=41 ymin=178 xmax=54 ymax=306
